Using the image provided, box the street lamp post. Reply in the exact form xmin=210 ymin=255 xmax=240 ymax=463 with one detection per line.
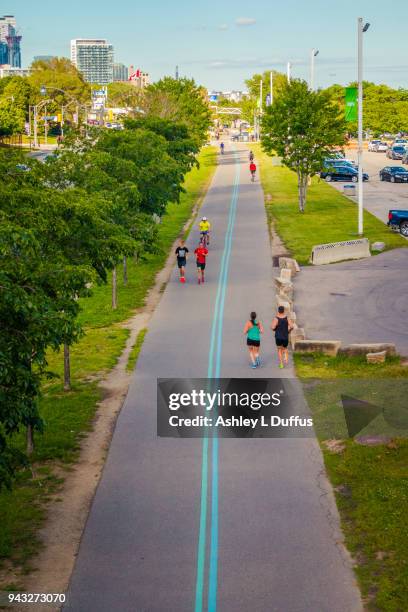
xmin=287 ymin=61 xmax=292 ymax=83
xmin=357 ymin=18 xmax=370 ymax=235
xmin=270 ymin=70 xmax=273 ymax=104
xmin=310 ymin=49 xmax=319 ymax=90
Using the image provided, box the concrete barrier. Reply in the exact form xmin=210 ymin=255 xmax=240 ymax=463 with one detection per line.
xmin=279 ymin=257 xmax=300 ymax=274
xmin=366 ymin=351 xmax=386 ymax=364
xmin=339 ymin=343 xmax=396 ymax=357
xmin=311 ymin=238 xmax=370 ymax=265
xmin=294 ymin=340 xmax=341 ymax=356
xmin=291 ymin=327 xmax=305 ymax=349
xmin=280 ymin=268 xmax=292 ymax=281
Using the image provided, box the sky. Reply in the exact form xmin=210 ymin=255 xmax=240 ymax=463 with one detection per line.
xmin=5 ymin=0 xmax=408 ymax=90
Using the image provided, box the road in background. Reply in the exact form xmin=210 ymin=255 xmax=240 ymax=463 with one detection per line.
xmin=65 ymin=145 xmax=361 ymax=612
xmin=331 ymin=150 xmax=408 ymax=224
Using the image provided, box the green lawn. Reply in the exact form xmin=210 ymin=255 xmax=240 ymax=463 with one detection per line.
xmin=0 ymin=146 xmax=217 ymax=580
xmin=295 ymin=353 xmax=408 ymax=610
xmin=256 ymin=146 xmax=407 ymax=265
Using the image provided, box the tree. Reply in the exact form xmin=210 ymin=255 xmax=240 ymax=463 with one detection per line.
xmin=0 ymin=100 xmax=25 ymax=136
xmin=243 ymin=70 xmax=288 ymax=123
xmin=144 ymin=77 xmax=211 ymax=146
xmin=262 ymin=79 xmax=346 ymax=212
xmin=28 ymin=57 xmax=91 ymax=124
xmin=0 ymin=149 xmax=136 ymax=487
xmin=107 ymin=82 xmax=143 ymax=110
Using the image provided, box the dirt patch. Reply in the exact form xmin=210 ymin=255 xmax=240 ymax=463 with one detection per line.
xmin=8 ymin=179 xmax=211 ymax=612
xmin=322 ymin=439 xmax=346 ymax=454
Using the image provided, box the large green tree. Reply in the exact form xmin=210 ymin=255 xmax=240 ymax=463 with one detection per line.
xmin=144 ymin=77 xmax=211 ymax=146
xmin=262 ymin=79 xmax=346 ymax=212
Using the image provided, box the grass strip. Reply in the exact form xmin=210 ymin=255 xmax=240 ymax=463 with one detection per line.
xmin=255 ymin=145 xmax=407 ymax=265
xmin=127 ymin=329 xmax=148 ymax=373
xmin=295 ymin=353 xmax=408 ymax=610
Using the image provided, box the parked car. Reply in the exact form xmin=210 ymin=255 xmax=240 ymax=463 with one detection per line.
xmin=402 ymin=150 xmax=408 ymax=165
xmin=323 ymin=159 xmax=355 ymax=169
xmin=373 ymin=141 xmax=388 ymax=152
xmin=388 ymin=209 xmax=408 ymax=237
xmin=393 ymin=138 xmax=408 ymax=146
xmin=386 ymin=146 xmax=406 ymax=160
xmin=320 ymin=165 xmax=369 ymax=182
xmin=379 ymin=166 xmax=408 ymax=183
xmin=368 ymin=139 xmax=382 ymax=151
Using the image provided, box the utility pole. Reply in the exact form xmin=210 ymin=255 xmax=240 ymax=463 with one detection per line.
xmin=287 ymin=61 xmax=291 ymax=83
xmin=33 ymin=105 xmax=38 ymax=148
xmin=44 ymin=104 xmax=48 ymax=146
xmin=270 ymin=70 xmax=273 ymax=104
xmin=310 ymin=49 xmax=319 ymax=90
xmin=357 ymin=18 xmax=370 ymax=235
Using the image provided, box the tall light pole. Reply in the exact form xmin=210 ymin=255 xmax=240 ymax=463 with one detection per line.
xmin=270 ymin=70 xmax=273 ymax=104
xmin=287 ymin=61 xmax=292 ymax=83
xmin=357 ymin=18 xmax=370 ymax=235
xmin=310 ymin=49 xmax=319 ymax=90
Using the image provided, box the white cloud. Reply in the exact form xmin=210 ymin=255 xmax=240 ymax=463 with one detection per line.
xmin=217 ymin=24 xmax=228 ymax=31
xmin=235 ymin=17 xmax=256 ymax=27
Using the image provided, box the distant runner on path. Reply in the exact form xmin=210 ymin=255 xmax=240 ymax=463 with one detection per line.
xmin=175 ymin=240 xmax=189 ymax=283
xmin=250 ymin=161 xmax=256 ymax=181
xmin=194 ymin=243 xmax=208 ymax=285
xmin=271 ymin=306 xmax=294 ymax=368
xmin=243 ymin=311 xmax=264 ymax=368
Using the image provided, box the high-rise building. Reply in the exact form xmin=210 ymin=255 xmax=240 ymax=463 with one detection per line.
xmin=0 ymin=15 xmax=21 ymax=68
xmin=113 ymin=62 xmax=128 ymax=82
xmin=70 ymin=39 xmax=114 ymax=84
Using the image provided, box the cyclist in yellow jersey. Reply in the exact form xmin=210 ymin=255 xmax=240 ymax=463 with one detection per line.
xmin=199 ymin=216 xmax=211 ymax=246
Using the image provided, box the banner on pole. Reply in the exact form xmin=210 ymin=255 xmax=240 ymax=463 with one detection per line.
xmin=345 ymin=87 xmax=358 ymax=122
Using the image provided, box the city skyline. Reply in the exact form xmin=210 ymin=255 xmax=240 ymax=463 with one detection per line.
xmin=4 ymin=0 xmax=408 ymax=89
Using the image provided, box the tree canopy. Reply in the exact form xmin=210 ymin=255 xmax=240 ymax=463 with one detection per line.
xmin=261 ymin=79 xmax=346 ymax=212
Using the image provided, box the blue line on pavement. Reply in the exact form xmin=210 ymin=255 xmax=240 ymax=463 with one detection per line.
xmin=194 ymin=148 xmax=241 ymax=612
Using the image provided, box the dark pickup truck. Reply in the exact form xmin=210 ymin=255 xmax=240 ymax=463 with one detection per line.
xmin=388 ymin=210 xmax=408 ymax=237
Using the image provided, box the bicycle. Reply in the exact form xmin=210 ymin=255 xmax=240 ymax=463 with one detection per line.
xmin=200 ymin=232 xmax=209 ymax=247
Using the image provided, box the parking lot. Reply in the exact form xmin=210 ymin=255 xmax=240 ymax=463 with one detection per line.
xmin=330 ymin=149 xmax=408 ymax=225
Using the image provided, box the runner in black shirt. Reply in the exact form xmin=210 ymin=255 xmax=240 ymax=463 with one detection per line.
xmin=175 ymin=240 xmax=189 ymax=283
xmin=271 ymin=306 xmax=294 ymax=369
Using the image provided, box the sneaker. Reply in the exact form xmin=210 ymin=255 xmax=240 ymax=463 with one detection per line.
xmin=279 ymin=363 xmax=284 ymax=369
xmin=251 ymin=363 xmax=257 ymax=369
xmin=180 ymin=276 xmax=185 ymax=283
xmin=256 ymin=357 xmax=261 ymax=367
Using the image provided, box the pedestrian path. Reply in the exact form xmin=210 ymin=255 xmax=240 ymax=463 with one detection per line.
xmin=65 ymin=145 xmax=362 ymax=612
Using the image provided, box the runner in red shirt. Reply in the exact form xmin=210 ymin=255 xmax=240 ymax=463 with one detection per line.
xmin=250 ymin=162 xmax=256 ymax=181
xmin=194 ymin=243 xmax=208 ymax=284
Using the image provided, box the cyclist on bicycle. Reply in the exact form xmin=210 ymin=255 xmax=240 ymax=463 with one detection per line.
xmin=199 ymin=216 xmax=211 ymax=246
xmin=220 ymin=142 xmax=225 ymax=154
xmin=249 ymin=150 xmax=254 ymax=162
xmin=250 ymin=161 xmax=257 ymax=181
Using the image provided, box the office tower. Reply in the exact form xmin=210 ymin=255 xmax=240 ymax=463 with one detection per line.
xmin=70 ymin=38 xmax=114 ymax=84
xmin=0 ymin=15 xmax=21 ymax=67
xmin=113 ymin=62 xmax=128 ymax=82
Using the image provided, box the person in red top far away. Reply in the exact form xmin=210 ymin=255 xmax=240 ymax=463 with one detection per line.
xmin=194 ymin=243 xmax=208 ymax=285
xmin=250 ymin=161 xmax=256 ymax=181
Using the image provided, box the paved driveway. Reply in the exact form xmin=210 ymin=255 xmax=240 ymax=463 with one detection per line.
xmin=296 ymin=248 xmax=408 ymax=356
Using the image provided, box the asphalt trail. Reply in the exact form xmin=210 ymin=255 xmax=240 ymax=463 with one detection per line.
xmin=65 ymin=145 xmax=362 ymax=612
